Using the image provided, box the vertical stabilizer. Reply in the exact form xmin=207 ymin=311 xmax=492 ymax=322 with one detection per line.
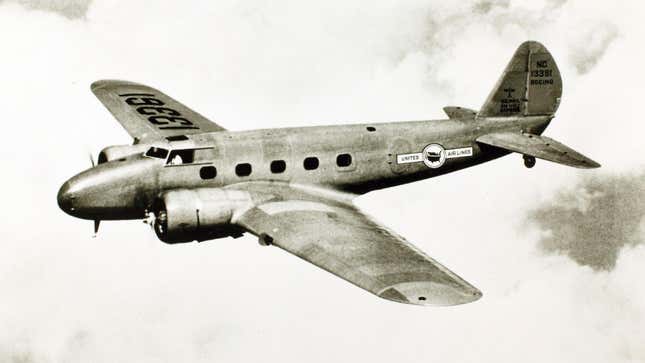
xmin=478 ymin=41 xmax=562 ymax=118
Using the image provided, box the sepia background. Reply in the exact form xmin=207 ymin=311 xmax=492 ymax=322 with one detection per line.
xmin=1 ymin=0 xmax=643 ymax=362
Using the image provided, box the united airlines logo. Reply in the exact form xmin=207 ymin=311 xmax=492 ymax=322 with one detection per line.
xmin=396 ymin=144 xmax=473 ymax=169
xmin=422 ymin=144 xmax=446 ymax=169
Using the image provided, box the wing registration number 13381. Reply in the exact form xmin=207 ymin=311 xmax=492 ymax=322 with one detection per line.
xmin=118 ymin=93 xmax=200 ymax=130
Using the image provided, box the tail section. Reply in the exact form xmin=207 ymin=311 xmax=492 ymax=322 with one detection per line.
xmin=475 ymin=41 xmax=600 ymax=168
xmin=478 ymin=41 xmax=562 ymax=118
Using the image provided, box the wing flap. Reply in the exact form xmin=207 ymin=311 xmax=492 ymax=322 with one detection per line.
xmin=477 ymin=132 xmax=600 ymax=168
xmin=233 ymin=184 xmax=482 ymax=306
xmin=91 ymin=80 xmax=226 ymax=142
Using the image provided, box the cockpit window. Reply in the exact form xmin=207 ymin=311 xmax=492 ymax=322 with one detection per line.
xmin=145 ymin=147 xmax=169 ymax=159
xmin=166 ymin=149 xmax=195 ymax=165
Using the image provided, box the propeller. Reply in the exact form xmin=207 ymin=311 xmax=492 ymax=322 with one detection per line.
xmin=93 ymin=220 xmax=101 ymax=237
xmin=143 ymin=210 xmax=156 ymax=230
xmin=88 ymin=151 xmax=100 ymax=236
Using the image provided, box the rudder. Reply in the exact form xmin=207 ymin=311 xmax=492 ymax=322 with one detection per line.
xmin=478 ymin=41 xmax=562 ymax=118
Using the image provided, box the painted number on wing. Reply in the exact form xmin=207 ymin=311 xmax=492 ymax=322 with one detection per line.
xmin=118 ymin=93 xmax=199 ymax=130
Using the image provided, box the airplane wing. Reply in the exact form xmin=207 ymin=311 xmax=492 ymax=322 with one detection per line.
xmin=477 ymin=131 xmax=600 ymax=168
xmin=91 ymin=80 xmax=226 ymax=142
xmin=232 ymin=183 xmax=482 ymax=306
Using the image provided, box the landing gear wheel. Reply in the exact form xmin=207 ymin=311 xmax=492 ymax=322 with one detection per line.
xmin=523 ymin=155 xmax=536 ymax=168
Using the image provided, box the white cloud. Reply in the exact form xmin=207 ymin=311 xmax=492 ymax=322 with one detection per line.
xmin=4 ymin=0 xmax=92 ymax=19
xmin=1 ymin=0 xmax=644 ymax=362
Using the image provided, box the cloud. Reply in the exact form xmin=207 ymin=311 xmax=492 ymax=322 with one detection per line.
xmin=378 ymin=0 xmax=620 ymax=105
xmin=472 ymin=0 xmax=510 ymax=15
xmin=527 ymin=172 xmax=645 ymax=270
xmin=568 ymin=23 xmax=619 ymax=74
xmin=4 ymin=0 xmax=92 ymax=19
xmin=1 ymin=0 xmax=644 ymax=362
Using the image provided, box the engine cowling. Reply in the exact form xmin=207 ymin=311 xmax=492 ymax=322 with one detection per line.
xmin=98 ymin=144 xmax=149 ymax=164
xmin=153 ymin=189 xmax=251 ymax=244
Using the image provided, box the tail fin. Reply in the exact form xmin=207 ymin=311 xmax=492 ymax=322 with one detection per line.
xmin=478 ymin=41 xmax=562 ymax=118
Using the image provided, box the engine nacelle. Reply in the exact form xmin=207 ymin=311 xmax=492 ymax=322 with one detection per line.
xmin=98 ymin=144 xmax=149 ymax=164
xmin=153 ymin=189 xmax=251 ymax=244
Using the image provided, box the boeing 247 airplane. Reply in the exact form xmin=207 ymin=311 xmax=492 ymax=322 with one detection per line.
xmin=58 ymin=41 xmax=599 ymax=306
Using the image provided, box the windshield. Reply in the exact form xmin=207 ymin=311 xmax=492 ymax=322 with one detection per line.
xmin=145 ymin=147 xmax=169 ymax=159
xmin=166 ymin=149 xmax=195 ymax=165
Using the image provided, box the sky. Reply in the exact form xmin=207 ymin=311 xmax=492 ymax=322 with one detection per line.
xmin=1 ymin=0 xmax=644 ymax=362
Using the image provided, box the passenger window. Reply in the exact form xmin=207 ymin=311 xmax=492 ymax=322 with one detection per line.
xmin=145 ymin=147 xmax=169 ymax=159
xmin=236 ymin=163 xmax=252 ymax=177
xmin=303 ymin=157 xmax=319 ymax=170
xmin=336 ymin=153 xmax=352 ymax=167
xmin=167 ymin=149 xmax=195 ymax=165
xmin=271 ymin=160 xmax=286 ymax=174
xmin=200 ymin=166 xmax=217 ymax=179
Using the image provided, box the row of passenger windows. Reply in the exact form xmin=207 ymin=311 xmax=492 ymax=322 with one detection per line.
xmin=198 ymin=153 xmax=353 ymax=180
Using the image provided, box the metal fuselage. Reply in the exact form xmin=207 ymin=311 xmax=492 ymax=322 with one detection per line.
xmin=57 ymin=115 xmax=550 ymax=222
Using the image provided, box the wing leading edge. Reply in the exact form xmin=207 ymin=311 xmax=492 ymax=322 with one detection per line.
xmin=231 ymin=182 xmax=482 ymax=306
xmin=91 ymin=80 xmax=226 ymax=142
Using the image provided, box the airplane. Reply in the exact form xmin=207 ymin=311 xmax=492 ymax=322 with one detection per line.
xmin=57 ymin=41 xmax=599 ymax=306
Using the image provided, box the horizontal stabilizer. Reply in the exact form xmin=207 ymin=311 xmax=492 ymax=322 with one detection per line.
xmin=477 ymin=132 xmax=600 ymax=168
xmin=443 ymin=106 xmax=477 ymax=119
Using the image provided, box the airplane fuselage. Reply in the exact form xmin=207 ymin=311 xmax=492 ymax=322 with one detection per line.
xmin=58 ymin=115 xmax=550 ymax=223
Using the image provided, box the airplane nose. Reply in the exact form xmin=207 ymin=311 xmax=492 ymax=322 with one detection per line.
xmin=57 ymin=181 xmax=76 ymax=215
xmin=57 ymin=161 xmax=147 ymax=221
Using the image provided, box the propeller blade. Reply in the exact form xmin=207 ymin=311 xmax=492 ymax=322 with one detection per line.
xmin=89 ymin=152 xmax=95 ymax=168
xmin=93 ymin=220 xmax=101 ymax=236
xmin=143 ymin=211 xmax=155 ymax=230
